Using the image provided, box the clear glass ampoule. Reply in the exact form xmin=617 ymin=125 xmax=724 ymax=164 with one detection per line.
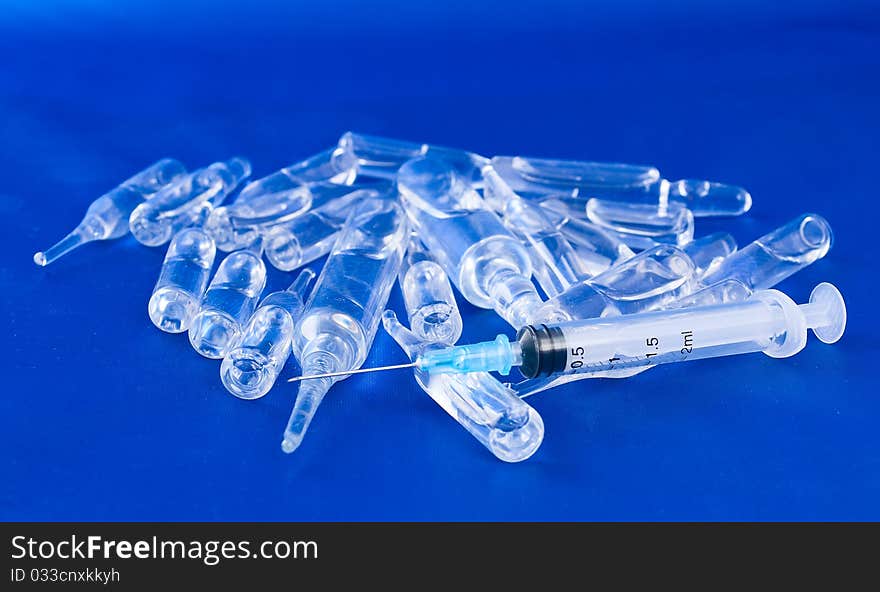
xmin=148 ymin=227 xmax=217 ymax=333
xmin=539 ymin=197 xmax=695 ymax=249
xmin=34 ymin=158 xmax=186 ymax=266
xmin=235 ymin=147 xmax=359 ymax=204
xmin=283 ymin=195 xmax=410 ymax=454
xmin=337 ymin=131 xmax=489 ymax=186
xmin=490 ymin=156 xmax=751 ymax=217
xmin=397 ymin=156 xmax=547 ymax=328
xmin=701 ymin=213 xmax=833 ymax=291
xmin=682 ymin=232 xmax=738 ymax=279
xmin=667 ymin=278 xmax=754 ymax=308
xmin=188 ymin=241 xmax=267 ymax=359
xmin=205 ymin=183 xmax=379 ymax=252
xmin=488 ymin=155 xmax=661 ymax=200
xmin=484 ymin=165 xmax=593 ymax=298
xmin=382 ymin=311 xmax=544 ymax=462
xmin=537 ymin=198 xmax=636 ymax=276
xmin=399 ymin=234 xmax=463 ymax=344
xmin=535 ymin=243 xmax=698 ymax=322
xmin=262 ymin=188 xmax=379 ymax=271
xmin=663 ymin=214 xmax=832 ymax=311
xmin=220 ymin=269 xmax=316 ymax=400
xmin=130 ymin=157 xmax=251 ymax=247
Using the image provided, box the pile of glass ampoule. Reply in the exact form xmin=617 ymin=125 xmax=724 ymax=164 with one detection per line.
xmin=34 ymin=132 xmax=847 ymax=462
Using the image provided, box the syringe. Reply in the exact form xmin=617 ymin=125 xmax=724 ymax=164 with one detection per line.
xmin=289 ymin=283 xmax=845 ymax=383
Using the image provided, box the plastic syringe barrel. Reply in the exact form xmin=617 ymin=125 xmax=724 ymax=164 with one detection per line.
xmin=515 ymin=283 xmax=845 ymax=380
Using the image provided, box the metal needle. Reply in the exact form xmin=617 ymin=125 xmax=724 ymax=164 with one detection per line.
xmin=287 ymin=361 xmax=418 ymax=383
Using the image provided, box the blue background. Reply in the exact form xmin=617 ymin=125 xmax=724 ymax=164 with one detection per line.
xmin=1 ymin=1 xmax=878 ymax=520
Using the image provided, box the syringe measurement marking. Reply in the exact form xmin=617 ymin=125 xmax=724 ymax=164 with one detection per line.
xmin=681 ymin=330 xmax=693 ymax=355
xmin=645 ymin=336 xmax=659 ymax=360
xmin=569 ymin=346 xmax=585 ymax=370
xmin=566 ymin=330 xmax=696 ymax=373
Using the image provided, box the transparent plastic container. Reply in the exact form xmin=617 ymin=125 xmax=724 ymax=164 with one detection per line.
xmin=34 ymin=158 xmax=187 ymax=266
xmin=398 ymin=156 xmax=545 ymax=328
xmin=130 ymin=158 xmax=251 ymax=247
xmin=221 ymin=269 xmax=316 ymax=400
xmin=382 ymin=311 xmax=543 ymax=462
xmin=701 ymin=213 xmax=833 ymax=290
xmin=206 ymin=183 xmax=382 ymax=252
xmin=538 ymin=196 xmax=695 ymax=248
xmin=489 ymin=156 xmax=660 ymax=200
xmin=338 ymin=131 xmax=489 ymax=186
xmin=282 ymin=195 xmax=410 ymax=454
xmin=148 ymin=227 xmax=216 ymax=333
xmin=262 ymin=188 xmax=379 ymax=271
xmin=490 ymin=156 xmax=750 ymax=216
xmin=399 ymin=234 xmax=463 ymax=344
xmin=235 ymin=147 xmax=358 ymax=206
xmin=682 ymin=232 xmax=738 ymax=279
xmin=536 ymin=243 xmax=698 ymax=322
xmin=538 ymin=198 xmax=636 ymax=275
xmin=484 ymin=165 xmax=592 ymax=297
xmin=188 ymin=245 xmax=267 ymax=359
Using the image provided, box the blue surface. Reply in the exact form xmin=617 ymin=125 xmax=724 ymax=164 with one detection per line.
xmin=1 ymin=1 xmax=878 ymax=521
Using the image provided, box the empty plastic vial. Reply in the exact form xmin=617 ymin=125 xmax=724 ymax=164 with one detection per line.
xmin=221 ymin=269 xmax=316 ymax=400
xmin=537 ymin=198 xmax=636 ymax=275
xmin=666 ymin=215 xmax=832 ymax=309
xmin=262 ymin=188 xmax=380 ymax=271
xmin=282 ymin=195 xmax=409 ymax=454
xmin=682 ymin=232 xmax=738 ymax=278
xmin=484 ymin=165 xmax=593 ymax=297
xmin=130 ymin=158 xmax=251 ymax=246
xmin=188 ymin=243 xmax=267 ymax=359
xmin=206 ymin=182 xmax=385 ymax=252
xmin=490 ymin=156 xmax=751 ymax=217
xmin=235 ymin=147 xmax=359 ymax=205
xmin=701 ymin=213 xmax=833 ymax=290
xmin=338 ymin=131 xmax=489 ymax=186
xmin=148 ymin=228 xmax=217 ymax=333
xmin=397 ymin=157 xmax=548 ymax=328
xmin=667 ymin=278 xmax=754 ymax=308
xmin=382 ymin=311 xmax=544 ymax=462
xmin=540 ymin=197 xmax=695 ymax=249
xmin=489 ymin=156 xmax=661 ymax=200
xmin=34 ymin=158 xmax=186 ymax=266
xmin=399 ymin=234 xmax=463 ymax=344
xmin=535 ymin=243 xmax=699 ymax=322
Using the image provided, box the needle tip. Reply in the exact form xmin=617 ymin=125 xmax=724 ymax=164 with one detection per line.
xmin=33 ymin=252 xmax=47 ymax=266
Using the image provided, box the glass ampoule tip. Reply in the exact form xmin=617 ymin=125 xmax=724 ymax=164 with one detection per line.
xmin=33 ymin=228 xmax=91 ymax=266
